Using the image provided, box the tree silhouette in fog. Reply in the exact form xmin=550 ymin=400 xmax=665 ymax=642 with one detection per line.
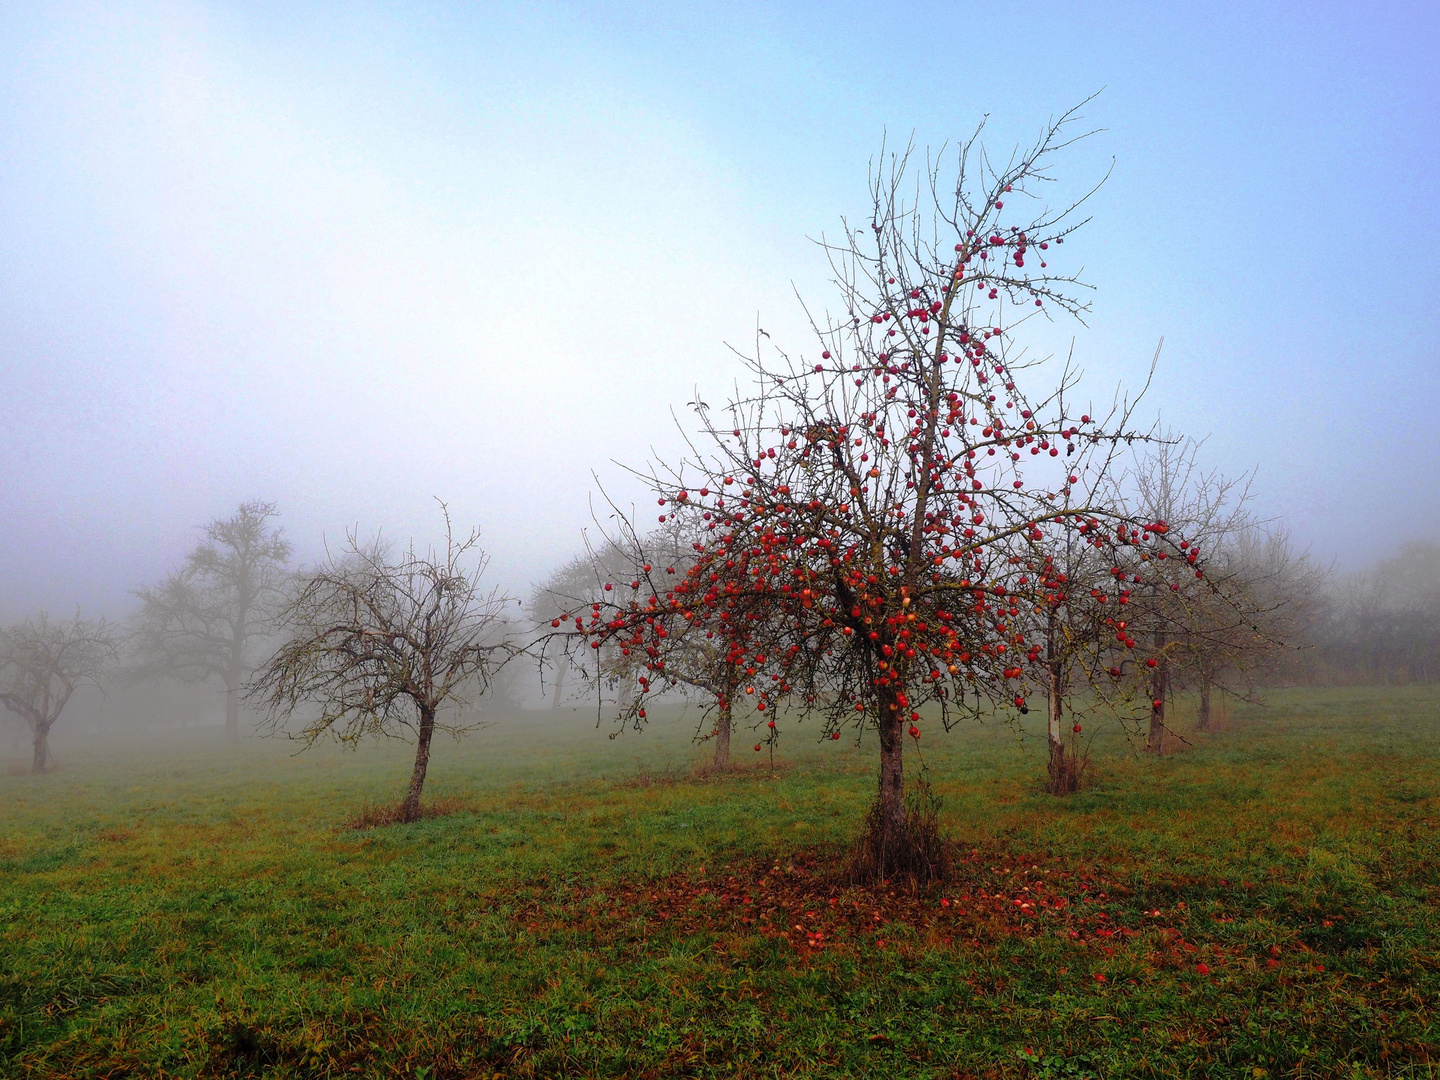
xmin=0 ymin=612 xmax=118 ymax=772
xmin=133 ymin=500 xmax=292 ymax=742
xmin=250 ymin=508 xmax=514 ymax=823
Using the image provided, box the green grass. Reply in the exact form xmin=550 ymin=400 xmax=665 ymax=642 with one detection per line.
xmin=1 ymin=686 xmax=1438 ymax=1078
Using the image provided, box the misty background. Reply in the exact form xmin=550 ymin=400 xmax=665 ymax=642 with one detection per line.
xmin=1 ymin=2 xmax=1437 ymax=724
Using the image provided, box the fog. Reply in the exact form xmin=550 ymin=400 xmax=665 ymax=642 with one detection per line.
xmin=2 ymin=0 xmax=1437 ymax=630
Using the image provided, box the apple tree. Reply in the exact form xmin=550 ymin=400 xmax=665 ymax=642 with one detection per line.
xmin=564 ymin=107 xmax=1203 ymax=879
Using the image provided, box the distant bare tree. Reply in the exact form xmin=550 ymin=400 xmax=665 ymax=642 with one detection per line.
xmin=1119 ymin=438 xmax=1255 ymax=750
xmin=1186 ymin=524 xmax=1326 ymax=727
xmin=605 ymin=518 xmax=749 ymax=767
xmin=533 ymin=524 xmax=692 ymax=717
xmin=250 ymin=510 xmax=515 ymax=823
xmin=1117 ymin=437 xmax=1319 ymax=746
xmin=133 ymin=500 xmax=292 ymax=742
xmin=1017 ymin=511 xmax=1132 ymax=794
xmin=528 ymin=549 xmax=613 ymax=709
xmin=1316 ymin=541 xmax=1440 ymax=684
xmin=0 ymin=613 xmax=119 ymax=772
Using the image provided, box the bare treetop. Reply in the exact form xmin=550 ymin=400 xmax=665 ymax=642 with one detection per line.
xmin=250 ymin=508 xmax=516 ymax=822
xmin=0 ymin=612 xmax=119 ymax=772
xmin=132 ymin=499 xmax=293 ymax=741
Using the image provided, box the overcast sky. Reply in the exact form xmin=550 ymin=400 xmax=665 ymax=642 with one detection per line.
xmin=1 ymin=0 xmax=1436 ymax=620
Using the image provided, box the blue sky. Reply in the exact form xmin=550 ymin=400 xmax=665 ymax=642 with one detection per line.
xmin=1 ymin=0 xmax=1436 ymax=616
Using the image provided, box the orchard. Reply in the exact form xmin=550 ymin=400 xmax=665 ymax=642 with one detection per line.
xmin=3 ymin=22 xmax=1434 ymax=1072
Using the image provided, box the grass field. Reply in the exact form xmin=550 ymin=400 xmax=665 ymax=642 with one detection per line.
xmin=1 ymin=686 xmax=1438 ymax=1079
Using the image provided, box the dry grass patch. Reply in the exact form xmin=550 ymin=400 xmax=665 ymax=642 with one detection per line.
xmin=342 ymin=796 xmax=471 ymax=830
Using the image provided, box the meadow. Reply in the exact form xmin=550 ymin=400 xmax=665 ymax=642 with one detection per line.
xmin=1 ymin=686 xmax=1437 ymax=1079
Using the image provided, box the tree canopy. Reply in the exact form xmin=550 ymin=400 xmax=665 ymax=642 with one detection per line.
xmin=133 ymin=500 xmax=292 ymax=742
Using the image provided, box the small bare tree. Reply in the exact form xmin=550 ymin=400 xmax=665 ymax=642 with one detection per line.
xmin=528 ymin=552 xmax=599 ymax=709
xmin=1112 ymin=438 xmax=1252 ymax=750
xmin=133 ymin=500 xmax=293 ymax=741
xmin=250 ymin=510 xmax=515 ymax=823
xmin=630 ymin=538 xmax=749 ymax=770
xmin=1012 ymin=512 xmax=1134 ymax=794
xmin=0 ymin=613 xmax=119 ymax=772
xmin=1114 ymin=437 xmax=1317 ymax=747
xmin=530 ymin=532 xmax=671 ymax=713
xmin=1185 ymin=524 xmax=1326 ymax=727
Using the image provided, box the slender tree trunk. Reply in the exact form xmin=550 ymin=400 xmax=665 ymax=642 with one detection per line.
xmin=1197 ymin=675 xmax=1213 ymax=731
xmin=401 ymin=704 xmax=437 ymax=823
xmin=32 ymin=722 xmax=49 ymax=773
xmin=616 ymin=680 xmax=636 ymax=712
xmin=224 ymin=672 xmax=241 ymax=743
xmin=876 ymin=687 xmax=905 ymax=853
xmin=1043 ymin=613 xmax=1075 ymax=795
xmin=1046 ymin=663 xmax=1075 ymax=794
xmin=714 ymin=700 xmax=732 ymax=768
xmin=549 ymin=660 xmax=568 ymax=709
xmin=714 ymin=664 xmax=738 ymax=769
xmin=1146 ymin=634 xmax=1169 ymax=754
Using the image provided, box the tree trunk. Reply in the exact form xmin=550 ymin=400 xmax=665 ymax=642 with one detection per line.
xmin=616 ymin=680 xmax=636 ymax=712
xmin=714 ymin=664 xmax=739 ymax=769
xmin=714 ymin=699 xmax=732 ymax=768
xmin=401 ymin=704 xmax=437 ymax=823
xmin=1196 ymin=675 xmax=1212 ymax=731
xmin=224 ymin=673 xmax=241 ymax=744
xmin=32 ymin=723 xmax=49 ymax=773
xmin=876 ymin=689 xmax=905 ymax=853
xmin=1046 ymin=664 xmax=1075 ymax=794
xmin=549 ymin=660 xmax=568 ymax=709
xmin=1146 ymin=635 xmax=1169 ymax=754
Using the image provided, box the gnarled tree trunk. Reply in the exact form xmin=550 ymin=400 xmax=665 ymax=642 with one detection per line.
xmin=875 ymin=687 xmax=906 ymax=853
xmin=714 ymin=663 xmax=739 ymax=768
xmin=714 ymin=700 xmax=732 ymax=768
xmin=401 ymin=704 xmax=437 ymax=823
xmin=32 ymin=723 xmax=50 ymax=773
xmin=1 ymin=697 xmax=54 ymax=773
xmin=549 ymin=659 xmax=568 ymax=709
xmin=851 ymin=683 xmax=948 ymax=884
